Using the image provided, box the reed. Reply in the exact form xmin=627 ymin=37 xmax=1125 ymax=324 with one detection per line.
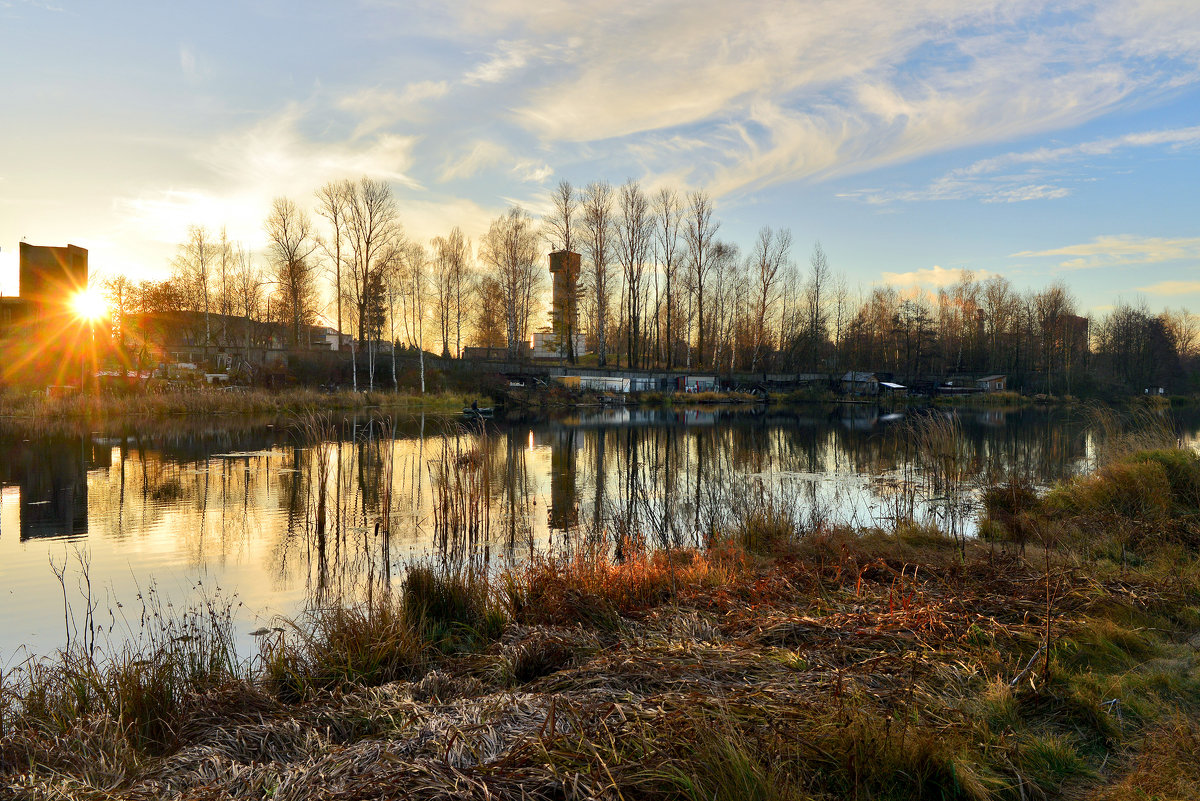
xmin=1 ymin=576 xmax=244 ymax=769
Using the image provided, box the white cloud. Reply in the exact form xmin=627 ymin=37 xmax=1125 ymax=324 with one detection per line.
xmin=339 ymin=81 xmax=450 ymax=137
xmin=114 ymin=104 xmax=422 ymax=247
xmin=1012 ymin=235 xmax=1200 ymax=270
xmin=178 ymin=44 xmax=211 ymax=85
xmin=439 ymin=140 xmax=510 ymax=182
xmin=881 ymin=265 xmax=988 ymax=290
xmin=847 ymin=125 xmax=1200 ymax=204
xmin=1139 ymin=280 xmax=1200 ymax=294
xmin=512 ymin=159 xmax=552 ymax=183
xmin=463 ymin=40 xmax=546 ymax=85
xmin=422 ymin=0 xmax=1200 ymax=199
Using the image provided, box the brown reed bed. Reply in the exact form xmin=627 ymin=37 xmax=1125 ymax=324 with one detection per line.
xmin=6 ymin=445 xmax=1200 ymax=798
xmin=0 ymin=386 xmax=472 ymax=428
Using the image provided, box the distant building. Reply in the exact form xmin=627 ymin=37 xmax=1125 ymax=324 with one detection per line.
xmin=678 ymin=375 xmax=718 ymax=393
xmin=21 ymin=243 xmax=88 ymax=319
xmin=531 ymin=330 xmax=585 ymax=359
xmin=0 ymin=243 xmax=89 ymax=330
xmin=841 ymin=371 xmax=879 ymax=396
xmin=976 ymin=374 xmax=1007 ymax=392
xmin=548 ymin=250 xmax=584 ymax=360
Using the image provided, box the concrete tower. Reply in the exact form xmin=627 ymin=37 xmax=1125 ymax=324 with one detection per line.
xmin=548 ymin=250 xmax=581 ymax=359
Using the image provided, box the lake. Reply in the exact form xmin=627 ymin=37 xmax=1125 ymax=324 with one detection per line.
xmin=1 ymin=403 xmax=1192 ymax=661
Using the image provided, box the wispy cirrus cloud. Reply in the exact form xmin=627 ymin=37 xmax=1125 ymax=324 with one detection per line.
xmin=1012 ymin=235 xmax=1200 ymax=270
xmin=431 ymin=0 xmax=1200 ymax=198
xmin=339 ymin=81 xmax=450 ymax=137
xmin=843 ymin=125 xmax=1200 ymax=205
xmin=1139 ymin=280 xmax=1200 ymax=295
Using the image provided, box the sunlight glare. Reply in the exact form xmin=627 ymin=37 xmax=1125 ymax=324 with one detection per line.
xmin=71 ymin=289 xmax=108 ymax=322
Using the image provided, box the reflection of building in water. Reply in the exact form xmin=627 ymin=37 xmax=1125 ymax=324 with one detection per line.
xmin=839 ymin=406 xmax=879 ymax=432
xmin=548 ymin=427 xmax=580 ymax=531
xmin=0 ymin=438 xmax=92 ymax=540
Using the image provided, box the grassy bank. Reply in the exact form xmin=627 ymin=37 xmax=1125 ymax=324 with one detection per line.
xmin=6 ymin=444 xmax=1200 ymax=798
xmin=0 ymin=387 xmax=476 ymax=424
xmin=639 ymin=390 xmax=760 ymax=406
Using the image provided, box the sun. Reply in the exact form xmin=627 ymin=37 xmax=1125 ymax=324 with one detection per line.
xmin=71 ymin=288 xmax=108 ymax=322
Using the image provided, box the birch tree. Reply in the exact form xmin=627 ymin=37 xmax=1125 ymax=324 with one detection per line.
xmin=616 ymin=179 xmax=652 ymax=367
xmin=479 ymin=207 xmax=542 ymax=360
xmin=653 ymin=187 xmax=683 ymax=368
xmin=264 ymin=197 xmax=320 ymax=347
xmin=581 ymin=181 xmax=615 ymax=366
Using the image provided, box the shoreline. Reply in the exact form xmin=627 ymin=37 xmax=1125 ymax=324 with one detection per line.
xmin=5 ymin=439 xmax=1200 ymax=798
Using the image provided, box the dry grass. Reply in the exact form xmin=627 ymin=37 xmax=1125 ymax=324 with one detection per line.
xmin=0 ymin=386 xmax=471 ymax=425
xmin=7 ymin=446 xmax=1200 ymax=797
xmin=503 ymin=541 xmax=745 ymax=630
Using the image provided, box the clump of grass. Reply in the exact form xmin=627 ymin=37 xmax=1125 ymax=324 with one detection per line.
xmin=0 ymin=386 xmax=472 ymax=424
xmin=1047 ymin=459 xmax=1173 ymax=521
xmin=263 ymin=595 xmax=425 ymax=701
xmin=2 ymin=584 xmax=243 ymax=758
xmin=401 ymin=562 xmax=505 ymax=651
xmin=1103 ymin=716 xmax=1200 ymax=799
xmin=731 ymin=490 xmax=797 ymax=554
xmin=1087 ymin=403 xmax=1178 ymax=465
xmin=264 ymin=561 xmax=504 ymax=699
xmin=504 ymin=543 xmax=743 ymax=629
xmin=981 ymin=478 xmax=1042 ymax=549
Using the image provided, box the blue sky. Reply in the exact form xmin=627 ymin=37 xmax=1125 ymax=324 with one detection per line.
xmin=2 ymin=0 xmax=1199 ymax=313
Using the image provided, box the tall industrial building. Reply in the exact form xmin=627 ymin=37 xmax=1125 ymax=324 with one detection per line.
xmin=19 ymin=242 xmax=88 ymax=321
xmin=548 ymin=250 xmax=582 ymax=359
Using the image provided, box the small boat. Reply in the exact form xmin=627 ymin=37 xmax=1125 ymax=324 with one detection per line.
xmin=461 ymin=406 xmax=495 ymax=418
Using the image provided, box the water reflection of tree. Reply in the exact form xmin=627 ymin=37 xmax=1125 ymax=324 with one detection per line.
xmin=0 ymin=406 xmax=1111 ymax=625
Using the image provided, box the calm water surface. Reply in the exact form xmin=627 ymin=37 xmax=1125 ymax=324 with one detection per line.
xmin=1 ymin=404 xmax=1194 ymax=660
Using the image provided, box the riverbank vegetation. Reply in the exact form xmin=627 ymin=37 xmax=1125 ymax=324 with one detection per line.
xmin=4 ymin=416 xmax=1200 ymax=798
xmin=0 ymin=386 xmax=475 ymax=424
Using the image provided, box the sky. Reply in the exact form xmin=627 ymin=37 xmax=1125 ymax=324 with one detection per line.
xmin=1 ymin=0 xmax=1199 ymax=315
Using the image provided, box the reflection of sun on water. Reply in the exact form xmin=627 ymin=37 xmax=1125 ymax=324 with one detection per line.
xmin=71 ymin=289 xmax=108 ymax=322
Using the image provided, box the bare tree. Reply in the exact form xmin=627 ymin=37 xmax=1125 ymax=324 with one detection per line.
xmin=431 ymin=227 xmax=470 ymax=358
xmin=401 ymin=242 xmax=428 ymax=392
xmin=652 ymin=187 xmax=683 ymax=368
xmin=315 ymin=179 xmax=354 ymax=343
xmin=479 ymin=207 xmax=543 ymax=360
xmin=103 ymin=274 xmax=134 ymax=345
xmin=684 ymin=191 xmax=718 ymax=368
xmin=616 ymin=179 xmax=652 ymax=367
xmin=831 ymin=274 xmax=849 ymax=371
xmin=217 ymin=227 xmax=234 ymax=346
xmin=543 ymin=179 xmax=578 ymax=252
xmin=747 ymin=226 xmax=791 ymax=372
xmin=265 ymin=196 xmax=320 ymax=347
xmin=805 ymin=241 xmax=830 ymax=368
xmin=231 ymin=243 xmax=264 ymax=356
xmin=345 ymin=177 xmax=404 ymax=345
xmin=341 ymin=177 xmax=404 ymax=389
xmin=173 ymin=225 xmax=215 ymax=354
xmin=581 ymin=181 xmax=615 ymax=366
xmin=543 ymin=180 xmax=583 ymax=363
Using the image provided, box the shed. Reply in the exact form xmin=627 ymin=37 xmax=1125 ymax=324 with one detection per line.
xmin=841 ymin=371 xmax=879 ymax=396
xmin=976 ymin=374 xmax=1007 ymax=392
xmin=678 ymin=375 xmax=718 ymax=393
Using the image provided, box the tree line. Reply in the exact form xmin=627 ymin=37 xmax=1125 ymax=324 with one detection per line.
xmin=103 ymin=175 xmax=1200 ymax=395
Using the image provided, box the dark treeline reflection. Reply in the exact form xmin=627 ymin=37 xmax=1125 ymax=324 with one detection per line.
xmin=3 ymin=405 xmax=1190 ymax=627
